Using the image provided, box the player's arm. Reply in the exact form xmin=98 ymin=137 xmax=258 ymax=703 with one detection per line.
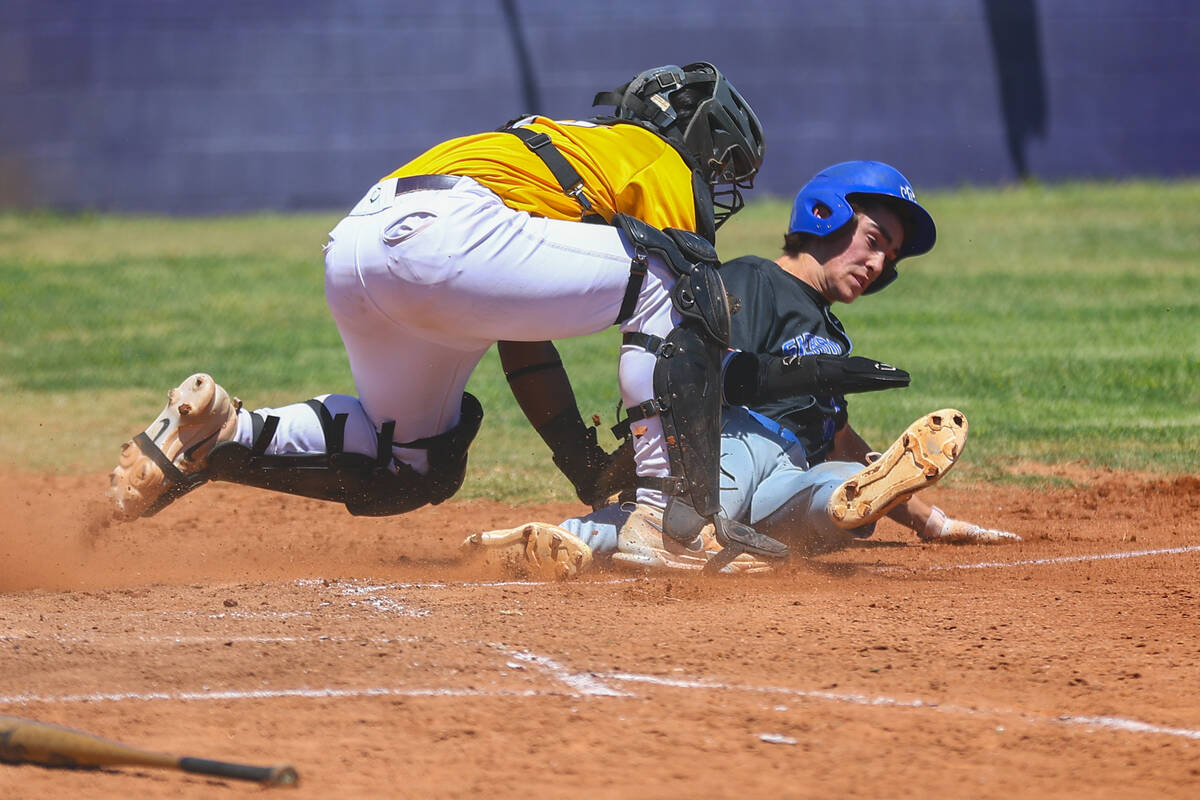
xmin=497 ymin=340 xmax=611 ymax=507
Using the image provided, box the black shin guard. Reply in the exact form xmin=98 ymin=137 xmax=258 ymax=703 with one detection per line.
xmin=205 ymin=393 xmax=483 ymax=517
xmin=626 ymin=322 xmax=789 ymax=566
xmin=651 ymin=322 xmax=724 ymax=524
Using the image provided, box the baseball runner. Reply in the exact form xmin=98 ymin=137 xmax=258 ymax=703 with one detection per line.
xmin=464 ymin=161 xmax=1020 ymax=578
xmin=107 ymin=64 xmax=905 ymax=568
xmin=720 ymin=160 xmax=1020 ymax=546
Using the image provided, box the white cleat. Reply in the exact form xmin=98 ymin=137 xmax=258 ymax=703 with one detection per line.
xmin=106 ymin=373 xmax=240 ymax=521
xmin=611 ymin=503 xmax=773 ymax=575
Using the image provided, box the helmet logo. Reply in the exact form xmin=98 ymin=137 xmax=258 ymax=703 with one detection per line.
xmin=649 ymin=94 xmax=672 ymax=112
xmin=899 ymin=184 xmax=916 ymax=202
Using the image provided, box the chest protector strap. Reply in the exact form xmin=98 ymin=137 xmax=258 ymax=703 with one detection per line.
xmin=503 ymin=126 xmax=607 ymax=225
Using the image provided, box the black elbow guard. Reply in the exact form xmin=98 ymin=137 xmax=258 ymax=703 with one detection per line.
xmin=724 ymin=352 xmax=910 ymax=404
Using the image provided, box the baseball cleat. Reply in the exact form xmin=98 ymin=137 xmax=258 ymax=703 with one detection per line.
xmin=107 ymin=373 xmax=241 ymax=521
xmin=827 ymin=409 xmax=968 ymax=530
xmin=461 ymin=523 xmax=594 ymax=581
xmin=611 ymin=503 xmax=773 ymax=575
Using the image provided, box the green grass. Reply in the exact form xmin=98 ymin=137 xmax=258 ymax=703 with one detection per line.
xmin=2 ymin=179 xmax=1197 ymax=500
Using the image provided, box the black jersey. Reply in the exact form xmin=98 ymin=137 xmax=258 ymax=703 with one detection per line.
xmin=721 ymin=254 xmax=852 ymax=464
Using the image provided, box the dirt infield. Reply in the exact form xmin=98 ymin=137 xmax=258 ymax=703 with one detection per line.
xmin=2 ymin=468 xmax=1199 ymax=798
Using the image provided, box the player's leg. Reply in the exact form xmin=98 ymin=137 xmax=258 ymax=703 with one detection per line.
xmin=196 ymin=193 xmax=499 ymax=513
xmin=711 ymin=407 xmax=864 ymax=556
xmin=106 ymin=181 xmax=499 ymax=521
xmin=106 ymin=372 xmax=387 ymax=520
xmin=750 ymin=408 xmax=1018 ymax=548
xmin=750 ymin=461 xmax=867 ymax=555
xmin=106 ymin=372 xmax=483 ymax=521
xmin=201 ymin=177 xmax=628 ymax=514
xmin=603 ymin=217 xmax=789 ymax=567
xmin=466 ymin=407 xmax=791 ymax=575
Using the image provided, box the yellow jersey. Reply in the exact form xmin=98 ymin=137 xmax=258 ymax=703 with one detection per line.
xmin=386 ymin=117 xmax=701 ymax=233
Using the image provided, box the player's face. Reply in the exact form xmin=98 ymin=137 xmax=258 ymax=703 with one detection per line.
xmin=818 ymin=205 xmax=905 ymax=303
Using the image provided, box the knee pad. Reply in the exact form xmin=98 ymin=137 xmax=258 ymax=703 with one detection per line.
xmin=611 ymin=214 xmax=732 ymax=342
xmin=669 ymin=256 xmax=731 ymax=345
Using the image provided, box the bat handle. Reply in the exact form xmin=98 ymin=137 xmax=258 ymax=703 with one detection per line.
xmin=178 ymin=757 xmax=299 ymax=786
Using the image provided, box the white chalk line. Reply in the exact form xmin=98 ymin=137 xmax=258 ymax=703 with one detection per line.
xmin=0 ymin=686 xmax=540 ymax=704
xmin=5 ymin=664 xmax=1197 ymax=743
xmin=911 ymin=544 xmax=1200 ymax=572
xmin=0 ymin=634 xmax=418 ymax=646
xmin=9 ymin=555 xmax=1200 ymax=745
xmin=508 ymin=650 xmax=629 ymax=697
xmin=599 ymin=672 xmax=1200 ymax=741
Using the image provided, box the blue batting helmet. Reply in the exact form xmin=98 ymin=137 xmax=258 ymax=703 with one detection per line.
xmin=788 ymin=160 xmax=936 ymax=294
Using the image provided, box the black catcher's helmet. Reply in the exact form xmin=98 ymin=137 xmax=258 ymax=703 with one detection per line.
xmin=594 ymin=62 xmax=765 ymax=228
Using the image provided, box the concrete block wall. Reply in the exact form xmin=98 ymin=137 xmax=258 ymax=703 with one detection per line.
xmin=2 ymin=0 xmax=1196 ymax=212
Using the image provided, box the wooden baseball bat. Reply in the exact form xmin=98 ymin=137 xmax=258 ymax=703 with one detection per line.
xmin=0 ymin=715 xmax=298 ymax=786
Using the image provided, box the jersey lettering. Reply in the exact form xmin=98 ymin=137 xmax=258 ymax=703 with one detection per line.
xmin=781 ymin=332 xmax=843 ymax=361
